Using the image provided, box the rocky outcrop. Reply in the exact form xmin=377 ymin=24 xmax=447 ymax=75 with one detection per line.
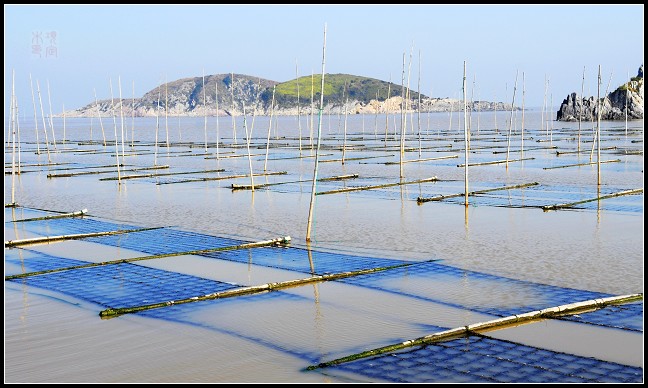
xmin=557 ymin=64 xmax=643 ymax=121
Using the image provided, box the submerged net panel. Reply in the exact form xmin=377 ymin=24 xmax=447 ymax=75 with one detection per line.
xmin=4 ymin=248 xmax=89 ymax=276
xmin=6 ymin=216 xmax=143 ymax=238
xmin=202 ymin=245 xmax=405 ymax=274
xmin=84 ymin=227 xmax=243 ymax=256
xmin=328 ymin=334 xmax=643 ymax=383
xmin=337 ymin=261 xmax=642 ymax=332
xmin=7 ymin=260 xmax=239 ymax=310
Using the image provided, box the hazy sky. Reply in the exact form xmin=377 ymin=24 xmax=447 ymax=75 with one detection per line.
xmin=4 ymin=4 xmax=644 ymax=114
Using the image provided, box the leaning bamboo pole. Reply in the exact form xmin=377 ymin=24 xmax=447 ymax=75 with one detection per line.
xmin=541 ymin=188 xmax=643 ymax=211
xmin=46 ymin=79 xmax=57 ymax=150
xmin=5 ymin=226 xmax=164 ymax=248
xmin=306 ymin=293 xmax=643 ymax=370
xmin=36 ymin=80 xmax=52 ymax=163
xmin=305 ymin=23 xmax=327 ymax=243
xmin=93 ymin=88 xmax=107 ymax=147
xmin=317 ymin=177 xmax=438 ymax=196
xmin=5 ymin=236 xmax=291 ymax=281
xmin=11 ymin=209 xmax=87 ymax=223
xmin=417 ymin=182 xmax=539 ymax=203
xmin=29 ymin=74 xmax=41 ymax=154
xmin=99 ymin=260 xmax=419 ymax=318
xmin=264 ymin=85 xmax=276 ymax=171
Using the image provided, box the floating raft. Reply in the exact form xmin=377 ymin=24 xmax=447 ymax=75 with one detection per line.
xmin=543 ymin=159 xmax=621 ymax=170
xmin=317 ymin=177 xmax=439 ymax=195
xmin=541 ymin=188 xmax=644 ymax=211
xmin=417 ymin=182 xmax=540 ymax=204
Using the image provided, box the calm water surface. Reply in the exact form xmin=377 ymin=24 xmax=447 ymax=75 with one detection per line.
xmin=4 ymin=110 xmax=644 ymax=382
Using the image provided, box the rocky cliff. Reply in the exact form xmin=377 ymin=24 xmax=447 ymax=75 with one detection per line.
xmin=64 ymin=73 xmax=514 ymax=118
xmin=556 ymin=64 xmax=643 ymax=121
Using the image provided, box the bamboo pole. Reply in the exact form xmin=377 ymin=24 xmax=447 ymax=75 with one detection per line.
xmin=305 ymin=23 xmax=327 ymax=243
xmin=118 ymin=76 xmax=126 ymax=161
xmin=505 ymin=70 xmax=518 ymax=168
xmin=399 ymin=52 xmax=406 ymax=178
xmin=241 ymin=103 xmax=255 ymax=191
xmin=342 ymin=81 xmax=349 ymax=165
xmin=456 ymin=157 xmax=534 ymax=167
xmin=109 ymin=78 xmax=122 ymax=184
xmin=264 ymin=85 xmax=276 ymax=171
xmin=384 ymin=74 xmax=391 ymax=146
xmin=99 ymin=260 xmax=419 ymax=318
xmin=542 ymin=159 xmax=620 ymax=170
xmin=98 ymin=167 xmax=221 ymax=181
xmin=417 ymin=182 xmax=539 ymax=203
xmin=306 ymin=293 xmax=643 ymax=370
xmin=541 ymin=188 xmax=643 ymax=211
xmin=417 ymin=49 xmax=422 ymax=158
xmin=6 ymin=236 xmax=291 ymax=281
xmin=4 ymin=226 xmax=164 ymax=248
xmin=317 ymin=177 xmax=438 ymax=196
xmin=36 ymin=80 xmax=52 ymax=163
xmin=48 ymin=165 xmax=169 ymax=178
xmin=157 ymin=171 xmax=287 ymax=185
xmin=520 ymin=72 xmax=525 ymax=159
xmin=463 ymin=61 xmax=469 ymax=206
xmin=322 ymin=155 xmax=391 ymax=163
xmin=203 ymin=69 xmax=208 ymax=151
xmin=578 ymin=66 xmax=584 ymax=152
xmin=230 ymin=72 xmax=237 ymax=146
xmin=231 ymin=174 xmax=359 ymax=191
xmin=215 ymin=73 xmax=220 ymax=159
xmin=29 ymin=74 xmax=41 ymax=154
xmin=10 ymin=70 xmax=16 ymax=206
xmin=46 ymin=79 xmax=57 ymax=150
xmin=131 ymin=80 xmax=135 ymax=147
xmin=384 ymin=155 xmax=458 ymax=165
xmin=11 ymin=209 xmax=87 ymax=223
xmin=93 ymin=88 xmax=107 ymax=146
xmin=165 ymin=76 xmax=169 ymax=149
xmin=296 ymin=60 xmax=302 ymax=155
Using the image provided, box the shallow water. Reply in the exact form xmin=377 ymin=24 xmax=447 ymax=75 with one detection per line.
xmin=4 ymin=110 xmax=644 ymax=382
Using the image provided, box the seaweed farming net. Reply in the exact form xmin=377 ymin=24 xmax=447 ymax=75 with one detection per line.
xmin=328 ymin=334 xmax=643 ymax=383
xmin=4 ymin=209 xmax=643 ymax=383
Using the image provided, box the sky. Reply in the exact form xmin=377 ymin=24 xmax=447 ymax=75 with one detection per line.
xmin=4 ymin=4 xmax=645 ymax=115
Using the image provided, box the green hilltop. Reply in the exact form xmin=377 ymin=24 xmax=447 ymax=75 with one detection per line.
xmin=267 ymin=74 xmax=424 ymax=107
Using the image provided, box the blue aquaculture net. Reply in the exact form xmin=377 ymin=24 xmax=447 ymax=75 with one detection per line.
xmin=4 ymin=207 xmax=643 ymax=383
